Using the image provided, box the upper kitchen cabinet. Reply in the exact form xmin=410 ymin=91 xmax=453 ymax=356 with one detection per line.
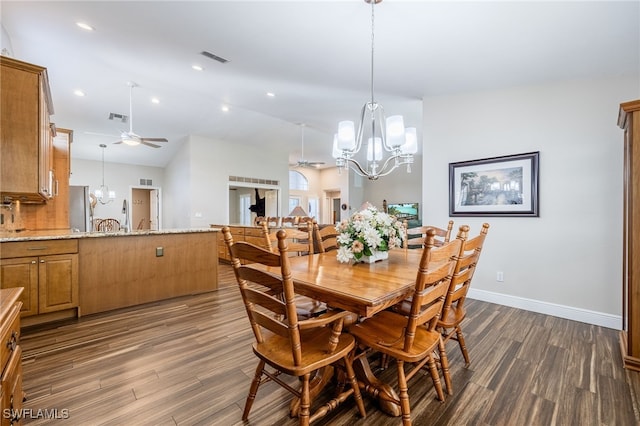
xmin=0 ymin=56 xmax=55 ymax=203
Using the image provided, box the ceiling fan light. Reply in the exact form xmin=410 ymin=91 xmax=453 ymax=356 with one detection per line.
xmin=122 ymin=137 xmax=140 ymax=146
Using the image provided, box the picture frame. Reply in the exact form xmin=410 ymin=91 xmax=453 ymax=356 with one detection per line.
xmin=449 ymin=151 xmax=539 ymax=217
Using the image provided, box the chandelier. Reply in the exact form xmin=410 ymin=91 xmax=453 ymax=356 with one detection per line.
xmin=94 ymin=144 xmax=116 ymax=204
xmin=332 ymin=0 xmax=417 ymax=180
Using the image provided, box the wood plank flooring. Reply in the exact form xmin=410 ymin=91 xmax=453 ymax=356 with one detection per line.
xmin=18 ymin=264 xmax=640 ymax=425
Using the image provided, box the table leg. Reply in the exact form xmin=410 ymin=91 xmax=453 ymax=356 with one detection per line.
xmin=352 ymin=352 xmax=401 ymax=417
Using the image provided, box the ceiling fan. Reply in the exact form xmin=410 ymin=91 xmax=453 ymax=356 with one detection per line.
xmin=291 ymin=124 xmax=325 ymax=168
xmin=87 ymin=82 xmax=168 ymax=148
xmin=112 ymin=82 xmax=168 ymax=148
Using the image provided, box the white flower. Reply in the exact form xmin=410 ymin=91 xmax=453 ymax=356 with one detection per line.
xmin=337 ymin=246 xmax=354 ymax=263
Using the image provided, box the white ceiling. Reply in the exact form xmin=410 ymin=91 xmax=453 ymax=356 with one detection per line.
xmin=2 ymin=1 xmax=638 ymax=168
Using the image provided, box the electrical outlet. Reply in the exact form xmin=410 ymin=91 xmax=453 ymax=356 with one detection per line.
xmin=496 ymin=271 xmax=504 ymax=282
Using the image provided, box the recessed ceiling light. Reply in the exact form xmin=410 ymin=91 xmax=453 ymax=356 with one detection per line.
xmin=266 ymin=92 xmax=275 ymax=97
xmin=73 ymin=89 xmax=86 ymax=97
xmin=221 ymin=105 xmax=229 ymax=112
xmin=151 ymin=97 xmax=160 ymax=104
xmin=192 ymin=65 xmax=204 ymax=71
xmin=76 ymin=22 xmax=94 ymax=31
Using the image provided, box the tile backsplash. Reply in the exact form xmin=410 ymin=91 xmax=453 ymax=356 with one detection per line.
xmin=0 ymin=202 xmax=25 ymax=232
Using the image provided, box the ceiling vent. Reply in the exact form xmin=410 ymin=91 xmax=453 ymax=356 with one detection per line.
xmin=200 ymin=50 xmax=228 ymax=64
xmin=109 ymin=113 xmax=128 ymax=123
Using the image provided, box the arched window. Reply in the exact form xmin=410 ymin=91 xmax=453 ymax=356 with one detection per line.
xmin=289 ymin=170 xmax=309 ymax=191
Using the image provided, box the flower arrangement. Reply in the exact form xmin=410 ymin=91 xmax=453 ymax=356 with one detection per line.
xmin=336 ymin=205 xmax=405 ymax=263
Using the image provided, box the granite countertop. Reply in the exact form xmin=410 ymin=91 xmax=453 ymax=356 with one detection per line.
xmin=0 ymin=228 xmax=218 ymax=242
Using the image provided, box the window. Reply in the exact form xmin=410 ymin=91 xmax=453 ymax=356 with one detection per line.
xmin=289 ymin=170 xmax=308 ymax=191
xmin=289 ymin=197 xmax=300 ymax=215
xmin=308 ymin=198 xmax=319 ymax=219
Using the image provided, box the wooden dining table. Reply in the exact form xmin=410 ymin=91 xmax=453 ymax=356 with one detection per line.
xmin=248 ymin=248 xmax=424 ymax=417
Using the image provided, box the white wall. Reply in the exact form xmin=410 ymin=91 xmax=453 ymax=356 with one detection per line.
xmin=70 ymin=158 xmax=164 ymax=222
xmin=169 ymin=135 xmax=290 ymax=228
xmin=361 ymin=154 xmax=423 ymax=214
xmin=319 ymin=167 xmax=350 ymax=223
xmin=163 ymin=136 xmax=191 ymax=228
xmin=423 ymin=76 xmax=638 ymax=327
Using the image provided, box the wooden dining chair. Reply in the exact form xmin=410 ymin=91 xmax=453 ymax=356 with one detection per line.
xmin=261 ymin=222 xmax=326 ymax=319
xmin=95 ymin=218 xmax=120 ymax=232
xmin=349 ymin=230 xmax=461 ymax=425
xmin=312 ymin=220 xmax=339 ymax=253
xmin=222 ymin=227 xmax=366 ymax=426
xmin=438 ymin=223 xmax=490 ymax=366
xmin=404 ymin=220 xmax=454 ymax=249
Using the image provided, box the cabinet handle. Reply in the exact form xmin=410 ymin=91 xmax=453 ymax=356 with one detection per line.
xmin=31 ymin=260 xmax=37 ymax=264
xmin=6 ymin=330 xmax=17 ymax=351
xmin=27 ymin=246 xmax=48 ymax=250
xmin=40 ymin=259 xmax=45 ymax=263
xmin=9 ymin=395 xmax=21 ymax=423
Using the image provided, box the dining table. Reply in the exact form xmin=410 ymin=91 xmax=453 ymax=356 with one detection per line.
xmin=247 ymin=247 xmax=425 ymax=417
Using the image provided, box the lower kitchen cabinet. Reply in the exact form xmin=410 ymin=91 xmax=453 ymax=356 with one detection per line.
xmin=0 ymin=288 xmax=24 ymax=426
xmin=0 ymin=240 xmax=78 ymax=323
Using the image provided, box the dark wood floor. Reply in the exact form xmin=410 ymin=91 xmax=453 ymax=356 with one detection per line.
xmin=19 ymin=264 xmax=640 ymax=425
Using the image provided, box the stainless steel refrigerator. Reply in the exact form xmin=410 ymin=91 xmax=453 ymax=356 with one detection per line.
xmin=69 ymin=185 xmax=91 ymax=232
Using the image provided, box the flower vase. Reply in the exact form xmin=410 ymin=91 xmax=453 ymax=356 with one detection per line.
xmin=358 ymin=250 xmax=389 ymax=264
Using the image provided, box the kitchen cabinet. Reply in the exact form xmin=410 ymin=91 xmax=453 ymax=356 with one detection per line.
xmin=618 ymin=99 xmax=640 ymax=371
xmin=0 ymin=55 xmax=54 ymax=203
xmin=21 ymin=128 xmax=72 ymax=231
xmin=0 ymin=287 xmax=24 ymax=426
xmin=211 ymin=225 xmax=267 ymax=261
xmin=0 ymin=240 xmax=78 ymax=324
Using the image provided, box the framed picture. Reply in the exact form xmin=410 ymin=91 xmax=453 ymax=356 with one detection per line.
xmin=449 ymin=151 xmax=539 ymax=217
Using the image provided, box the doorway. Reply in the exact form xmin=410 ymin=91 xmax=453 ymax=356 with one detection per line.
xmin=131 ymin=187 xmax=161 ymax=230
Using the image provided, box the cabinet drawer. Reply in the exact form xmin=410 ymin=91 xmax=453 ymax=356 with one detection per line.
xmin=0 ymin=346 xmax=23 ymax=426
xmin=0 ymin=302 xmax=21 ymax=373
xmin=1 ymin=239 xmax=78 ymax=258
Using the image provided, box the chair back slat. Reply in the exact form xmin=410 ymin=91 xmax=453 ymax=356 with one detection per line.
xmin=312 ymin=220 xmax=339 ymax=253
xmin=441 ymin=223 xmax=489 ymax=319
xmin=401 ymin=231 xmax=460 ymax=352
xmin=404 ymin=220 xmax=454 ymax=249
xmin=261 ymin=222 xmax=313 ymax=256
xmin=223 ymin=226 xmax=304 ymax=366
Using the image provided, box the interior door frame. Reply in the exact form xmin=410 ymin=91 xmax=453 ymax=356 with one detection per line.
xmin=129 ymin=186 xmax=162 ymax=231
xmin=227 ymin=181 xmax=281 ymax=224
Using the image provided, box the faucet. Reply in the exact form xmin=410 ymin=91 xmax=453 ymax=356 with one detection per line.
xmin=122 ymin=199 xmax=130 ymax=232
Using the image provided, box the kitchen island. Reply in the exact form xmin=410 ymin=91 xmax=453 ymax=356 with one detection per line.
xmin=0 ymin=228 xmax=218 ymax=324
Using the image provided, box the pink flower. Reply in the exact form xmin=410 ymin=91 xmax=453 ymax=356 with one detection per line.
xmin=351 ymin=240 xmax=364 ymax=254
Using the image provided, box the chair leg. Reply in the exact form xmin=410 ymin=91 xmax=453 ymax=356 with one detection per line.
xmin=396 ymin=360 xmax=412 ymax=426
xmin=426 ymin=354 xmax=446 ymax=402
xmin=455 ymin=326 xmax=471 ymax=366
xmin=243 ymin=360 xmax=265 ymax=421
xmin=343 ymin=355 xmax=367 ymax=418
xmin=438 ymin=338 xmax=453 ymax=395
xmin=299 ymin=373 xmax=311 ymax=426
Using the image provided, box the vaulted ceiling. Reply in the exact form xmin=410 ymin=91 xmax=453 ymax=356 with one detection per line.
xmin=2 ymin=1 xmax=638 ymax=168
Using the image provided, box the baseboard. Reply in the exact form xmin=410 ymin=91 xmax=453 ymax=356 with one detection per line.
xmin=467 ymin=288 xmax=621 ymax=329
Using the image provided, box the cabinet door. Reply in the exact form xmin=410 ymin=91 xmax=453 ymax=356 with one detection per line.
xmin=38 ymin=253 xmax=78 ymax=313
xmin=0 ymin=258 xmax=38 ymax=316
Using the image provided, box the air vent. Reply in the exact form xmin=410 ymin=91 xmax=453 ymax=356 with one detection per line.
xmin=109 ymin=113 xmax=128 ymax=123
xmin=139 ymin=179 xmax=153 ymax=186
xmin=228 ymin=176 xmax=279 ymax=186
xmin=200 ymin=50 xmax=229 ymax=64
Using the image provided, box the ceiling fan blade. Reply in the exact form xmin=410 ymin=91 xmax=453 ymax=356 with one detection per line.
xmin=140 ymin=137 xmax=168 ymax=142
xmin=141 ymin=141 xmax=161 ymax=148
xmin=113 ymin=141 xmax=123 ymax=145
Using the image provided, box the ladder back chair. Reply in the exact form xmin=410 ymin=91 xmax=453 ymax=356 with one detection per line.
xmin=312 ymin=220 xmax=339 ymax=253
xmin=261 ymin=222 xmax=326 ymax=319
xmin=95 ymin=218 xmax=120 ymax=232
xmin=404 ymin=220 xmax=454 ymax=249
xmin=349 ymin=230 xmax=461 ymax=426
xmin=222 ymin=227 xmax=366 ymax=426
xmin=438 ymin=222 xmax=490 ymax=366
